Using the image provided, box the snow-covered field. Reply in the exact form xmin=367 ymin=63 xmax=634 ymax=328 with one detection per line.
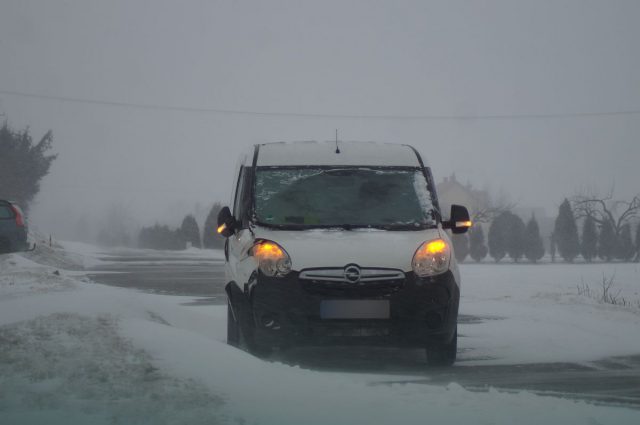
xmin=460 ymin=262 xmax=640 ymax=365
xmin=1 ymin=243 xmax=640 ymax=424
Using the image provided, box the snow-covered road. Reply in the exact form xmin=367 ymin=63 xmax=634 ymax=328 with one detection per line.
xmin=1 ymin=243 xmax=640 ymax=424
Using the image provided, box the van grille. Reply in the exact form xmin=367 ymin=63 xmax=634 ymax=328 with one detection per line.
xmin=299 ymin=267 xmax=405 ymax=297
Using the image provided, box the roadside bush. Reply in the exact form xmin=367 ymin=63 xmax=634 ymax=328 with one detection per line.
xmin=615 ymin=223 xmax=635 ymax=261
xmin=469 ymin=225 xmax=488 ymax=262
xmin=489 ymin=211 xmax=525 ymax=263
xmin=598 ymin=221 xmax=617 ymax=262
xmin=580 ymin=215 xmax=598 ymax=262
xmin=179 ymin=215 xmax=201 ymax=248
xmin=452 ymin=233 xmax=469 ymax=263
xmin=554 ymin=199 xmax=580 ymax=262
xmin=488 ymin=214 xmax=508 ymax=262
xmin=506 ymin=214 xmax=526 ymax=262
xmin=138 ymin=224 xmax=185 ymax=250
xmin=576 ymin=273 xmax=640 ymax=309
xmin=635 ymin=225 xmax=640 ymax=262
xmin=524 ymin=215 xmax=545 ymax=263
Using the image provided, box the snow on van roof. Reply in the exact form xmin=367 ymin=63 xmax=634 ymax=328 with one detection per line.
xmin=256 ymin=141 xmax=424 ymax=167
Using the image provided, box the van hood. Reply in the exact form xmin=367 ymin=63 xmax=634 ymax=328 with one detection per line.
xmin=252 ymin=226 xmax=444 ymax=272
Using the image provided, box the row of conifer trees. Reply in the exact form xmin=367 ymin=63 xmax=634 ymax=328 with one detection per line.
xmin=452 ymin=199 xmax=640 ymax=263
xmin=138 ymin=203 xmax=225 ymax=250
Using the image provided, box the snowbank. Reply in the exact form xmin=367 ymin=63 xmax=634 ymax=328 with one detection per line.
xmin=0 ymin=313 xmax=223 ymax=425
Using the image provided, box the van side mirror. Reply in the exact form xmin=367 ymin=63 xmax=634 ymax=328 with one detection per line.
xmin=217 ymin=206 xmax=236 ymax=238
xmin=443 ymin=204 xmax=472 ymax=234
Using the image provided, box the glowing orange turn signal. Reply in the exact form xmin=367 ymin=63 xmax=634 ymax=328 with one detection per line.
xmin=217 ymin=223 xmax=227 ymax=234
xmin=412 ymin=238 xmax=451 ymax=277
xmin=253 ymin=241 xmax=285 ymax=259
xmin=252 ymin=240 xmax=292 ymax=277
xmin=456 ymin=220 xmax=473 ymax=228
xmin=423 ymin=239 xmax=448 ymax=254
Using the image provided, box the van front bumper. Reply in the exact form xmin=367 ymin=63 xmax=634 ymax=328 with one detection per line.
xmin=245 ymin=270 xmax=459 ymax=349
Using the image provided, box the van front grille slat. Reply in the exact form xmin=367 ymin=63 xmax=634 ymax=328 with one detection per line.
xmin=298 ymin=267 xmax=406 ymax=296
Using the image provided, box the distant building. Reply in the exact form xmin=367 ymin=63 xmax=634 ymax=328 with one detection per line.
xmin=436 ymin=173 xmax=490 ymax=218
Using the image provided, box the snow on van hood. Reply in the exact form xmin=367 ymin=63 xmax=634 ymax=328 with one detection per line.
xmin=252 ymin=226 xmax=444 ymax=271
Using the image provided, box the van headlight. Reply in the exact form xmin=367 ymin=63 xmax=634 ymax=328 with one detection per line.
xmin=251 ymin=240 xmax=292 ymax=277
xmin=412 ymin=238 xmax=450 ymax=277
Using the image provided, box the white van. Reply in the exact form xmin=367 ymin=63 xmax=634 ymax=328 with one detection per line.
xmin=217 ymin=141 xmax=470 ymax=366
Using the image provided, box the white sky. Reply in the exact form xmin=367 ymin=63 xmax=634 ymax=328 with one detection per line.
xmin=1 ymin=0 xmax=639 ymax=236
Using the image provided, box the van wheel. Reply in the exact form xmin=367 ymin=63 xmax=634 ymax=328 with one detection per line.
xmin=228 ymin=299 xmax=272 ymax=358
xmin=246 ymin=339 xmax=272 ymax=358
xmin=0 ymin=238 xmax=11 ymax=254
xmin=243 ymin=323 xmax=273 ymax=359
xmin=426 ymin=328 xmax=457 ymax=367
xmin=227 ymin=301 xmax=240 ymax=347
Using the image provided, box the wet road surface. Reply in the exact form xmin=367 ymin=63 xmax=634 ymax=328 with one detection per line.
xmin=87 ymin=251 xmax=640 ymax=409
xmin=87 ymin=252 xmax=227 ymax=302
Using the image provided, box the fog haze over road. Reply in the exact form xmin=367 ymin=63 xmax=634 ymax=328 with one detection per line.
xmin=1 ymin=0 xmax=639 ymax=238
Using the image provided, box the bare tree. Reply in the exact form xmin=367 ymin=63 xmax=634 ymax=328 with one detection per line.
xmin=572 ymin=189 xmax=640 ymax=238
xmin=472 ymin=206 xmax=515 ymax=224
xmin=470 ymin=192 xmax=516 ymax=225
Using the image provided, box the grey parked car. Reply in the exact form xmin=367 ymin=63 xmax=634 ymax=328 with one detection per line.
xmin=0 ymin=200 xmax=30 ymax=253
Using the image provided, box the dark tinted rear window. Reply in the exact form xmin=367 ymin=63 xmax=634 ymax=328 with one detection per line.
xmin=0 ymin=205 xmax=14 ymax=219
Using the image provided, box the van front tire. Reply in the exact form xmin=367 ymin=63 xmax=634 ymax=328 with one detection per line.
xmin=426 ymin=328 xmax=457 ymax=367
xmin=227 ymin=298 xmax=272 ymax=358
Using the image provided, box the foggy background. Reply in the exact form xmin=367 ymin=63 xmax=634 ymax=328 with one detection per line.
xmin=1 ymin=0 xmax=639 ymax=242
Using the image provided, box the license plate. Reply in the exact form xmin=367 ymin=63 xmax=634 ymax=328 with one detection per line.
xmin=320 ymin=300 xmax=390 ymax=319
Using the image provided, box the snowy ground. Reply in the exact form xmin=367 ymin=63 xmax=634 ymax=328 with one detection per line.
xmin=460 ymin=262 xmax=640 ymax=365
xmin=1 ymin=243 xmax=640 ymax=424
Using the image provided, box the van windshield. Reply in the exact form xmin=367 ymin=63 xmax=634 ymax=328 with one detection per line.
xmin=253 ymin=167 xmax=436 ymax=229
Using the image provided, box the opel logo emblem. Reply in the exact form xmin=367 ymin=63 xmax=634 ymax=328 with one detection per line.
xmin=344 ymin=264 xmax=361 ymax=283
